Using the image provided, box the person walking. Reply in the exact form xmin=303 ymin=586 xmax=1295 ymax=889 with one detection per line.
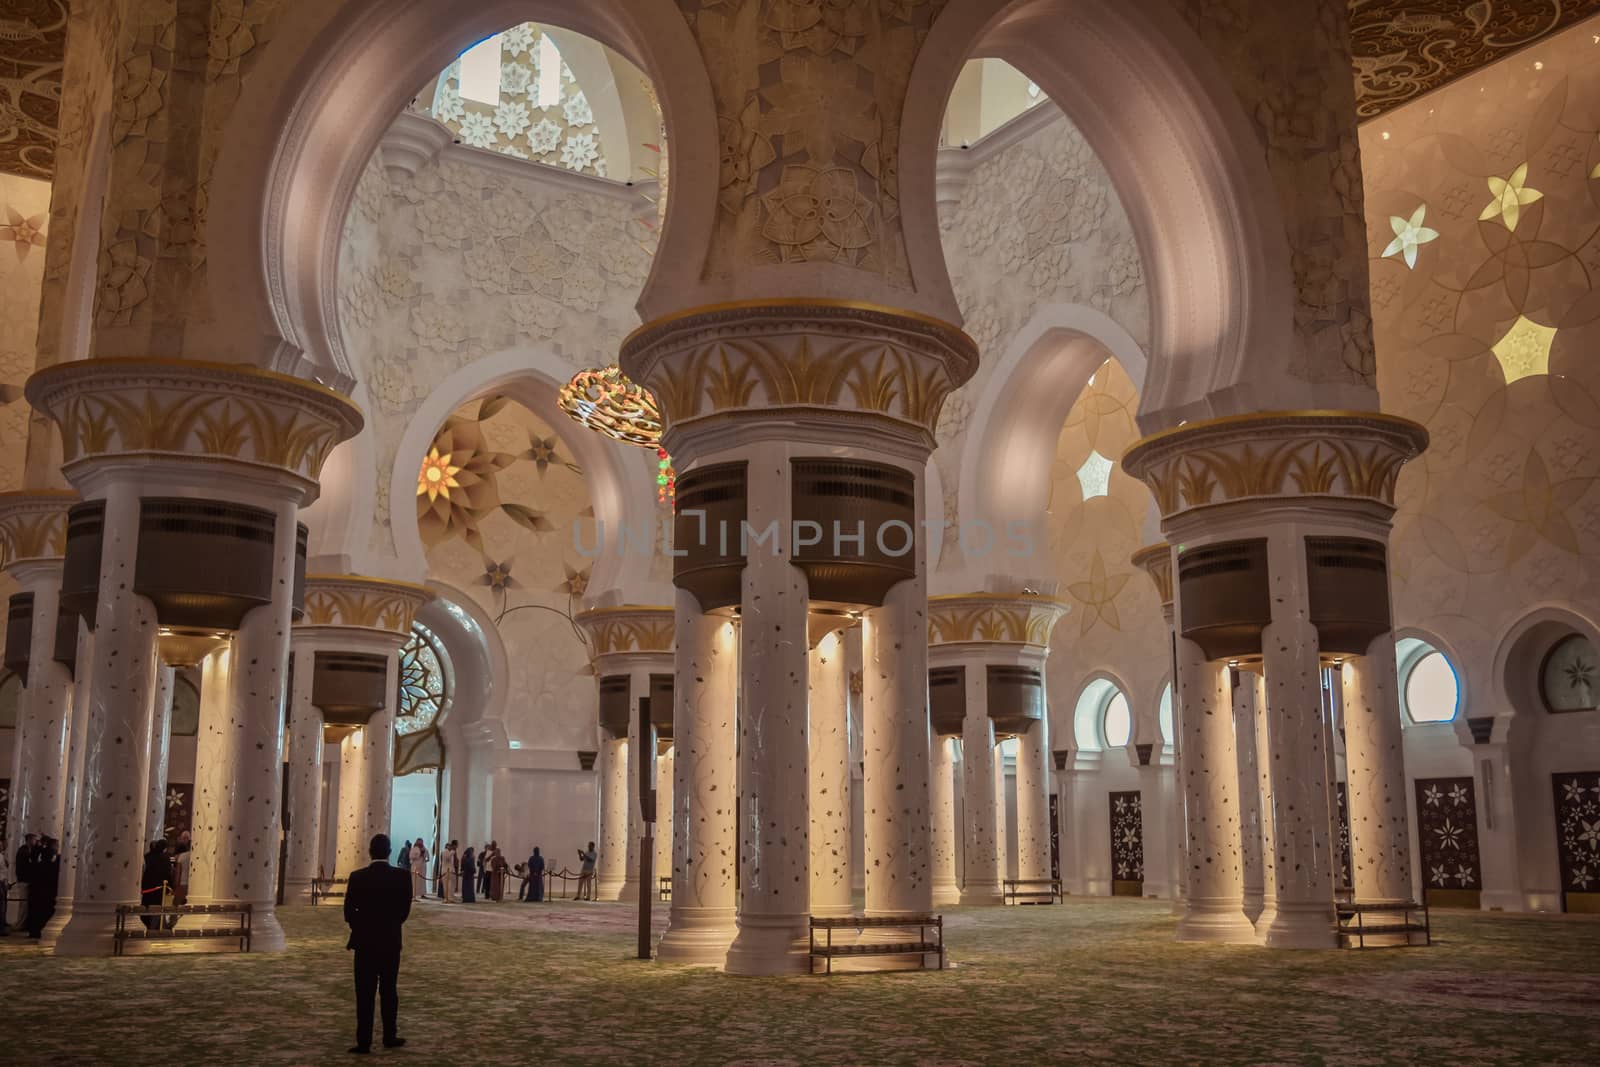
xmin=344 ymin=834 xmax=412 ymax=1055
xmin=459 ymin=846 xmax=477 ymax=904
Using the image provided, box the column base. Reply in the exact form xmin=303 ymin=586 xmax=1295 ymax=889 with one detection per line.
xmin=595 ymin=874 xmax=625 ymax=902
xmin=621 ymin=876 xmax=642 ymax=905
xmin=723 ymin=913 xmax=811 ymax=976
xmin=1175 ymin=898 xmax=1257 ymax=944
xmin=1259 ymin=900 xmax=1337 ymax=949
xmin=810 ymin=901 xmax=853 ymax=919
xmin=932 ymin=881 xmax=961 ymax=908
xmin=959 ymin=883 xmax=1003 ymax=907
xmin=48 ymin=900 xmax=122 ymax=957
xmin=1243 ymin=888 xmax=1265 ymax=924
xmin=656 ymin=906 xmax=737 ymax=967
xmin=283 ymin=878 xmax=317 ymax=906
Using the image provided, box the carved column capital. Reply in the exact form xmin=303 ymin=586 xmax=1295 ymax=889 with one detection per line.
xmin=0 ymin=489 xmax=76 ymax=572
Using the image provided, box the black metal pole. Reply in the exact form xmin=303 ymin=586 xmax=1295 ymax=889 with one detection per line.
xmin=637 ymin=695 xmax=656 ymax=959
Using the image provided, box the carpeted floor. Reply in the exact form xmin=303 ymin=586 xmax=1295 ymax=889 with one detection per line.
xmin=2 ymin=897 xmax=1599 ymax=1064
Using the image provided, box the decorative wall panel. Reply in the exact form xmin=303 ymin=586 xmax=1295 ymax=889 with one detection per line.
xmin=1336 ymin=781 xmax=1354 ymax=890
xmin=1110 ymin=789 xmax=1143 ymax=896
xmin=1553 ymin=771 xmax=1600 ymax=914
xmin=163 ymin=781 xmax=194 ymax=841
xmin=1415 ymin=776 xmax=1483 ymax=907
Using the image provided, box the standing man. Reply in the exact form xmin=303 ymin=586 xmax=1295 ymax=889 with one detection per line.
xmin=12 ymin=833 xmax=38 ymax=933
xmin=344 ymin=834 xmax=412 ymax=1055
xmin=577 ymin=841 xmax=597 ymax=901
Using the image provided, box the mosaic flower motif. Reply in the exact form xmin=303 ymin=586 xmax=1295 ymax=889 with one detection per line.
xmin=96 ymin=239 xmax=151 ymax=326
xmin=1067 ymin=550 xmax=1131 ymax=635
xmin=563 ymin=90 xmax=592 ymax=128
xmin=1381 ymin=204 xmax=1439 ymax=268
xmin=0 ymin=206 xmax=46 ymax=260
xmin=556 ymin=563 xmax=591 ymax=599
xmin=494 ymin=101 xmax=531 ymax=139
xmin=1423 ymin=784 xmax=1442 ymax=807
xmin=1454 ymin=864 xmax=1476 ymax=887
xmin=523 ymin=434 xmax=561 ymax=474
xmin=166 ymin=788 xmax=185 ymax=809
xmin=767 ymin=0 xmax=867 ymax=56
xmin=527 ymin=118 xmax=563 ymax=155
xmin=1484 ymin=450 xmax=1594 ymax=560
xmin=718 ymin=101 xmax=777 ymax=212
xmin=113 ymin=51 xmax=167 ymax=142
xmin=559 ymin=131 xmax=600 ymax=171
xmin=1580 ymin=820 xmax=1600 ymax=850
xmin=459 ymin=112 xmax=499 ymax=149
xmin=501 ymin=61 xmax=532 ymax=96
xmin=434 ymin=88 xmax=465 ymax=123
xmin=502 ymin=23 xmax=535 ymax=56
xmin=1448 ymin=783 xmax=1470 ymax=807
xmin=1435 ymin=819 xmax=1464 ymax=850
xmin=1479 ymin=162 xmax=1543 ymax=232
xmin=417 ymin=447 xmax=462 ymax=502
xmin=761 ymin=164 xmax=874 ymax=263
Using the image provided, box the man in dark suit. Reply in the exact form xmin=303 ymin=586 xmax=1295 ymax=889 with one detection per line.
xmin=345 ymin=833 xmax=413 ymax=1054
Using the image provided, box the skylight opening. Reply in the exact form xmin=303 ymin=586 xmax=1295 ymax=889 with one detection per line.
xmin=460 ymin=35 xmax=503 ymax=106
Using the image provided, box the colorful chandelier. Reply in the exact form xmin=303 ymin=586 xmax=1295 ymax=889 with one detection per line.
xmin=558 ymin=365 xmax=676 ymax=505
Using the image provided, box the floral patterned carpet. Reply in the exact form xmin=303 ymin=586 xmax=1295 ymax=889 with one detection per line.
xmin=3 ymin=896 xmax=1599 ymax=1065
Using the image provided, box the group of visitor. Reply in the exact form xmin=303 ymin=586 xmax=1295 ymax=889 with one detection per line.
xmin=396 ymin=839 xmax=430 ymax=899
xmin=4 ymin=833 xmax=61 ymax=939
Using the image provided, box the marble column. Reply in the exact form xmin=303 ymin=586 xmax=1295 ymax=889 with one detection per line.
xmin=45 ymin=622 xmax=94 ymax=942
xmin=808 ymin=627 xmax=852 ymax=918
xmin=725 ymin=440 xmax=811 ymax=977
xmin=1343 ymin=634 xmax=1412 ymax=903
xmin=1249 ymin=670 xmax=1279 ymax=939
xmin=49 ymin=483 xmax=162 ymax=956
xmin=864 ymin=566 xmax=933 ymax=922
xmin=930 ymin=736 xmax=960 ymax=907
xmin=960 ymin=664 xmax=1002 ymax=905
xmin=596 ymin=731 xmax=628 ymax=901
xmin=283 ymin=644 xmax=324 ymax=902
xmin=362 ymin=664 xmax=398 ymax=852
xmin=1256 ymin=530 xmax=1340 ymax=947
xmin=622 ymin=665 xmax=648 ymax=904
xmin=142 ymin=665 xmax=177 ymax=845
xmin=1234 ymin=671 xmax=1265 ymax=923
xmin=335 ymin=729 xmax=370 ymax=878
xmin=4 ymin=549 xmax=73 ymax=845
xmin=1172 ymin=637 xmax=1256 ymax=943
xmin=188 ymin=646 xmax=235 ymax=904
xmin=1015 ymin=716 xmax=1052 ymax=883
xmin=657 ymin=595 xmax=739 ymax=965
xmin=655 ymin=745 xmax=674 ymax=897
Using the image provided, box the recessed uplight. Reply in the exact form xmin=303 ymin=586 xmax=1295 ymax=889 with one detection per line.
xmin=1381 ymin=131 xmax=1391 ymax=140
xmin=1534 ymin=61 xmax=1544 ymax=70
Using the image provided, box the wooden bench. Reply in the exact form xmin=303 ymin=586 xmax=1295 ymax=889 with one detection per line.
xmin=1003 ymin=878 xmax=1063 ymax=905
xmin=310 ymin=877 xmax=346 ymax=905
xmin=658 ymin=875 xmax=672 ymax=902
xmin=809 ymin=915 xmax=944 ymax=975
xmin=113 ymin=902 xmax=252 ymax=955
xmin=1337 ymin=900 xmax=1430 ymax=949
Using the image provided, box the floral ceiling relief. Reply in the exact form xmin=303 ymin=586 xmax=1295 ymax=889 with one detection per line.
xmin=424 ymin=26 xmax=610 ymax=177
xmin=679 ymin=0 xmax=948 ymax=287
xmin=0 ymin=173 xmax=49 ymax=489
xmin=335 ymin=149 xmax=655 ymax=557
xmin=0 ymin=0 xmax=66 ymax=178
xmin=417 ymin=396 xmax=601 ymax=752
xmin=1364 ymin=20 xmax=1599 ymax=650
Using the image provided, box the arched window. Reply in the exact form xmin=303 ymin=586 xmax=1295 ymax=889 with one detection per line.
xmin=1397 ymin=637 xmax=1460 ymax=724
xmin=397 ymin=623 xmax=452 ymax=736
xmin=1072 ymin=678 xmax=1131 ymax=750
xmin=1540 ymin=633 xmax=1597 ymax=713
xmin=1157 ymin=683 xmax=1173 ymax=745
xmin=170 ymin=675 xmax=201 ymax=736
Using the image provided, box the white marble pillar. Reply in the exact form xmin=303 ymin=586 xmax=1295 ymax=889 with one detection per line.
xmin=658 ymin=596 xmax=739 ymax=965
xmin=283 ymin=646 xmax=324 ymax=903
xmin=335 ymin=728 xmax=370 ymax=878
xmin=51 ymin=484 xmax=162 ymax=956
xmin=362 ymin=659 xmax=398 ymax=852
xmin=596 ymin=732 xmax=628 ymax=901
xmin=622 ymin=666 xmax=648 ymax=903
xmin=930 ymin=736 xmax=960 ymax=907
xmin=1233 ymin=671 xmax=1265 ymax=922
xmin=1257 ymin=532 xmax=1340 ymax=947
xmin=41 ymin=621 xmax=93 ymax=943
xmin=1249 ymin=670 xmax=1279 ymax=938
xmin=187 ymin=646 xmax=234 ymax=904
xmin=994 ymin=744 xmax=1011 ymax=880
xmin=808 ymin=628 xmax=852 ymax=917
xmin=864 ymin=572 xmax=932 ymax=920
xmin=142 ymin=665 xmax=177 ymax=845
xmin=1015 ymin=717 xmax=1052 ymax=882
xmin=960 ymin=664 xmax=1002 ymax=905
xmin=1343 ymin=634 xmax=1412 ymax=903
xmin=1139 ymin=757 xmax=1174 ymax=901
xmin=1173 ymin=636 xmax=1255 ymax=943
xmin=725 ymin=442 xmax=811 ymax=977
xmin=6 ymin=560 xmax=72 ymax=844
xmin=655 ymin=745 xmax=674 ymax=896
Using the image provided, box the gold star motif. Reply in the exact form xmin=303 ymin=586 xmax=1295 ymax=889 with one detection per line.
xmin=0 ymin=206 xmax=46 ymax=261
xmin=1490 ymin=315 xmax=1557 ymax=384
xmin=1380 ymin=204 xmax=1439 ymax=269
xmin=417 ymin=447 xmax=462 ymax=502
xmin=1479 ymin=162 xmax=1543 ymax=232
xmin=1067 ymin=551 xmax=1131 ymax=635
